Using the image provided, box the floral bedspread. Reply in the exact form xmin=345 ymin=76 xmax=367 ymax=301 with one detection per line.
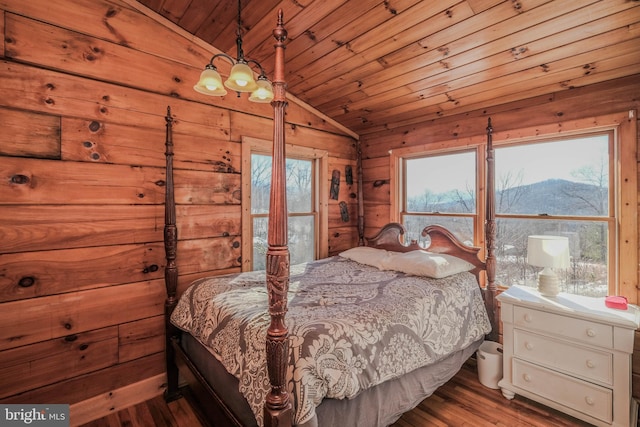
xmin=170 ymin=256 xmax=491 ymax=426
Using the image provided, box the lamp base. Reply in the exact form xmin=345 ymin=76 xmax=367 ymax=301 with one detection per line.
xmin=537 ymin=268 xmax=560 ymax=297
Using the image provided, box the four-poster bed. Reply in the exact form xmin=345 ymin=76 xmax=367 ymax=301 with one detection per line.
xmin=163 ymin=10 xmax=499 ymax=427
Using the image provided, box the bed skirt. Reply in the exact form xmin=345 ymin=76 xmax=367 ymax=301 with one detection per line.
xmin=180 ymin=333 xmax=482 ymax=427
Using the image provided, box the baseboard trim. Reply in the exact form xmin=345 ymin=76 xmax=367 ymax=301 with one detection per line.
xmin=69 ymin=374 xmax=166 ymax=426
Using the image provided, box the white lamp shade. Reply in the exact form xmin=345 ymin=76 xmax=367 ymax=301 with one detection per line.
xmin=225 ymin=62 xmax=259 ymax=92
xmin=194 ymin=68 xmax=227 ymax=96
xmin=248 ymin=78 xmax=274 ymax=103
xmin=527 ymin=235 xmax=570 ymax=269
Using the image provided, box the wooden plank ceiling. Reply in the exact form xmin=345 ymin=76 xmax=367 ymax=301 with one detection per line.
xmin=135 ymin=0 xmax=640 ymax=136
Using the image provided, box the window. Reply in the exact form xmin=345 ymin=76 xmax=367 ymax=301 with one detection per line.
xmin=242 ymin=137 xmax=328 ymax=271
xmin=391 ymin=113 xmax=637 ymax=298
xmin=494 ymin=134 xmax=612 ymax=297
xmin=402 ymin=150 xmax=477 ymax=246
xmin=251 ymin=154 xmax=315 ymax=269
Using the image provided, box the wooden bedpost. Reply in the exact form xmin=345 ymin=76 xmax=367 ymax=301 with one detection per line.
xmin=264 ymin=9 xmax=293 ymax=427
xmin=163 ymin=106 xmax=181 ymax=401
xmin=484 ymin=118 xmax=499 ymax=342
xmin=356 ymin=139 xmax=365 ymax=245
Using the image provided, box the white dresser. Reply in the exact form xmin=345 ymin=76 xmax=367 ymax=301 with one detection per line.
xmin=497 ymin=286 xmax=640 ymax=427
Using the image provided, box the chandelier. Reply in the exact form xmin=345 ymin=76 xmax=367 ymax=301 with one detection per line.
xmin=193 ymin=0 xmax=274 ymax=103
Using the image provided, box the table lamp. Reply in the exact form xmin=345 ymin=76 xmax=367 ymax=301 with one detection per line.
xmin=527 ymin=235 xmax=570 ymax=297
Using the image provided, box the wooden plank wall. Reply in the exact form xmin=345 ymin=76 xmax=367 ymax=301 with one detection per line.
xmin=0 ymin=0 xmax=357 ymax=420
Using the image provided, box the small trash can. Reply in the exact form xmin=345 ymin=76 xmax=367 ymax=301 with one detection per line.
xmin=476 ymin=341 xmax=503 ymax=389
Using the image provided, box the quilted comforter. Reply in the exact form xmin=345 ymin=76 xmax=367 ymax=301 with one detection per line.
xmin=170 ymin=255 xmax=491 ymax=426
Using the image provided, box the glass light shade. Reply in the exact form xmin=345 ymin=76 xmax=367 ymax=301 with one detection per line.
xmin=225 ymin=62 xmax=258 ymax=92
xmin=248 ymin=78 xmax=274 ymax=103
xmin=527 ymin=235 xmax=570 ymax=268
xmin=194 ymin=67 xmax=227 ymax=96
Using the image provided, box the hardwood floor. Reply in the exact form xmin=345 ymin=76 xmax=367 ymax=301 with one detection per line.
xmin=80 ymin=358 xmax=593 ymax=426
xmin=77 ymin=391 xmax=204 ymax=427
xmin=391 ymin=358 xmax=590 ymax=427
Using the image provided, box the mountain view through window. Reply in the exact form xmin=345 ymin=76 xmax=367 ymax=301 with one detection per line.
xmin=404 ymin=133 xmax=611 ymax=297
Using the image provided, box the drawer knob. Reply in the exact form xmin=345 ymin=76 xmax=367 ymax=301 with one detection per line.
xmin=523 ymin=374 xmax=532 ymax=382
xmin=586 ymin=360 xmax=595 ymax=369
xmin=524 ymin=314 xmax=532 ymax=322
xmin=585 ymin=396 xmax=595 ymax=406
xmin=586 ymin=328 xmax=596 ymax=337
xmin=525 ymin=342 xmax=534 ymax=351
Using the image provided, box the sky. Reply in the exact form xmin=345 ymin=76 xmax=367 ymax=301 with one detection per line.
xmin=406 ymin=134 xmax=609 ymax=197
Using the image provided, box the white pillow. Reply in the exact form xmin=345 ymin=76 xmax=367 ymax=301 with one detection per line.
xmin=339 ymin=246 xmax=391 ymax=270
xmin=384 ymin=250 xmax=475 ymax=278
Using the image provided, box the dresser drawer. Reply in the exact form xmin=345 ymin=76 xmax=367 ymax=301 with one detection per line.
xmin=513 ymin=329 xmax=613 ymax=385
xmin=513 ymin=306 xmax=613 ymax=348
xmin=512 ymin=358 xmax=612 ymax=423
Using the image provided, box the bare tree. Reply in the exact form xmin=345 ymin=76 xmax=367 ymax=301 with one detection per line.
xmin=566 ymin=158 xmax=608 ymax=216
xmin=565 ymin=158 xmax=609 ymax=263
xmin=251 ymin=154 xmax=272 ymax=213
xmin=286 ymin=159 xmax=312 ymax=212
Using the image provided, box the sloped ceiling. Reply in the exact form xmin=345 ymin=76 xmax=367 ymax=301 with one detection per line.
xmin=134 ymin=0 xmax=640 ymax=136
